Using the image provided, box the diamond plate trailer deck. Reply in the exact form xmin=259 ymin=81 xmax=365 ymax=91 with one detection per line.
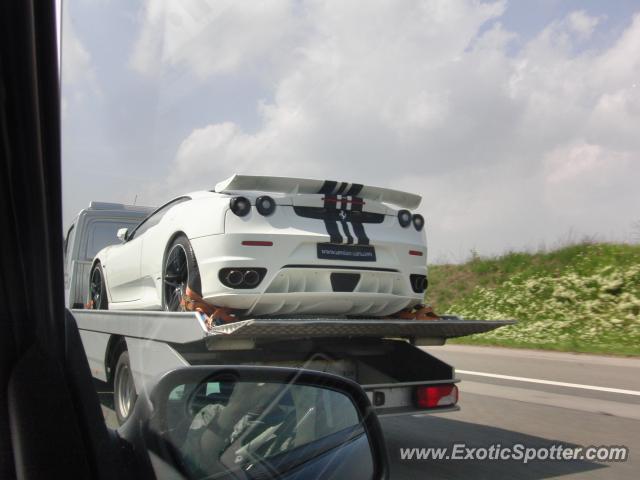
xmin=72 ymin=309 xmax=513 ymax=418
xmin=204 ymin=316 xmax=514 ymax=342
xmin=72 ymin=310 xmax=513 ymax=342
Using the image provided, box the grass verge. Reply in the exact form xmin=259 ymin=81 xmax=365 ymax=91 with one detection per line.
xmin=426 ymin=243 xmax=640 ymax=356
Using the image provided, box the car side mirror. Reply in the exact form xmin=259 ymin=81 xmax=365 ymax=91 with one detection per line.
xmin=124 ymin=366 xmax=388 ymax=480
xmin=116 ymin=228 xmax=128 ymax=242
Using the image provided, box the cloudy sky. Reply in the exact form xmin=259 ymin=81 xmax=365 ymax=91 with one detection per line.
xmin=61 ymin=0 xmax=640 ymax=262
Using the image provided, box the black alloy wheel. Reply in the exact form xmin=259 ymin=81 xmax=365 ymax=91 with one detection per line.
xmin=163 ymin=235 xmax=202 ymax=311
xmin=163 ymin=243 xmax=189 ymax=311
xmin=89 ymin=263 xmax=108 ymax=309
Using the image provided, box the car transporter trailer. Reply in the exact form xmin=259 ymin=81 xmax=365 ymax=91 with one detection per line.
xmin=72 ymin=309 xmax=513 ymax=423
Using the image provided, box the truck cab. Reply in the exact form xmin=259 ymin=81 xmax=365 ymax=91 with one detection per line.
xmin=64 ymin=202 xmax=154 ymax=308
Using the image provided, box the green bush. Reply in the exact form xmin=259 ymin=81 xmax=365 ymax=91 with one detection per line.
xmin=427 ymin=243 xmax=640 ymax=356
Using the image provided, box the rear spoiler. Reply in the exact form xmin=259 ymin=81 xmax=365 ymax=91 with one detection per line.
xmin=215 ymin=174 xmax=422 ymax=209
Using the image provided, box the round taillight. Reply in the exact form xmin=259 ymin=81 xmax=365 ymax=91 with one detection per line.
xmin=413 ymin=214 xmax=424 ymax=231
xmin=256 ymin=195 xmax=276 ymax=216
xmin=230 ymin=196 xmax=251 ymax=217
xmin=398 ymin=209 xmax=412 ymax=228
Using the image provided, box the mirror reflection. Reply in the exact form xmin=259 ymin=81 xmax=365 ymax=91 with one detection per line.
xmin=161 ymin=378 xmax=367 ymax=478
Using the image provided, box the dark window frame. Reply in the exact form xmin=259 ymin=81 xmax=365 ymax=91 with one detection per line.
xmin=128 ymin=196 xmax=191 ymax=240
xmin=64 ymin=223 xmax=75 ymax=257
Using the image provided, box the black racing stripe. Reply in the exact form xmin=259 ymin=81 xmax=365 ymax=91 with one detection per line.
xmin=282 ymin=264 xmax=399 ymax=273
xmin=350 ymin=196 xmax=369 ymax=245
xmin=335 ymin=182 xmax=348 ymax=195
xmin=351 ymin=223 xmax=369 ymax=245
xmin=325 ymin=220 xmax=342 ymax=244
xmin=294 ymin=206 xmax=384 ymax=223
xmin=345 ymin=183 xmax=363 ymax=196
xmin=323 ymin=194 xmax=342 ymax=244
xmin=318 ymin=180 xmax=338 ymax=194
xmin=339 ymin=220 xmax=353 ymax=244
xmin=339 ymin=197 xmax=354 ymax=244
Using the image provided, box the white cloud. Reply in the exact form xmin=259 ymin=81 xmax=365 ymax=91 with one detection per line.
xmin=61 ymin=4 xmax=95 ymax=87
xmin=62 ymin=17 xmax=89 ymax=83
xmin=60 ymin=1 xmax=101 ymax=114
xmin=130 ymin=0 xmax=300 ymax=78
xmin=170 ymin=0 xmax=511 ymax=178
xmin=141 ymin=1 xmax=639 ymax=259
xmin=543 ymin=142 xmax=628 ymax=184
xmin=567 ymin=10 xmax=600 ymax=38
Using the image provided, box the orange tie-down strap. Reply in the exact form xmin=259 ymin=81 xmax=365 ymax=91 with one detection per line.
xmin=389 ymin=304 xmax=440 ymax=321
xmin=181 ymin=287 xmax=239 ymax=329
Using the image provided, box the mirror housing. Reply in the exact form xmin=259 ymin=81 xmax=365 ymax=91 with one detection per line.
xmin=116 ymin=228 xmax=128 ymax=242
xmin=121 ymin=366 xmax=389 ymax=480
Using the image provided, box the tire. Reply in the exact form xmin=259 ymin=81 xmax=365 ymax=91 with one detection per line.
xmin=113 ymin=350 xmax=137 ymax=426
xmin=162 ymin=235 xmax=201 ymax=311
xmin=89 ymin=262 xmax=108 ymax=310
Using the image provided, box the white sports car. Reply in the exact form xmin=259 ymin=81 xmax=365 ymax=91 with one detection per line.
xmin=89 ymin=175 xmax=428 ymax=317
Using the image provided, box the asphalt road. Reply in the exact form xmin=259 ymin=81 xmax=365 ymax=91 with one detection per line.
xmin=97 ymin=345 xmax=639 ymax=479
xmin=382 ymin=345 xmax=639 ymax=479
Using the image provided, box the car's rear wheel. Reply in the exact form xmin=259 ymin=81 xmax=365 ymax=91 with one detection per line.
xmin=89 ymin=263 xmax=108 ymax=309
xmin=113 ymin=350 xmax=137 ymax=425
xmin=163 ymin=235 xmax=201 ymax=311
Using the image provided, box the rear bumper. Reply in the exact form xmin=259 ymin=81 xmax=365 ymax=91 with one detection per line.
xmin=190 ymin=233 xmax=426 ymax=316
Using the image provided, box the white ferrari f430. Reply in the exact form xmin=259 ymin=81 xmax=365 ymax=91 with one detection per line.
xmin=89 ymin=175 xmax=428 ymax=317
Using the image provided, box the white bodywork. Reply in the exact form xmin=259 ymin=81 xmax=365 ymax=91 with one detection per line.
xmin=93 ymin=175 xmax=428 ymax=317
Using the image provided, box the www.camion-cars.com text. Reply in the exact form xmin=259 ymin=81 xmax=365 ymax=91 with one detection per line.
xmin=399 ymin=444 xmax=629 ymax=463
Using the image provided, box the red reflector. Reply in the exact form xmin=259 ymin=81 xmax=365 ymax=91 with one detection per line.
xmin=321 ymin=197 xmax=366 ymax=205
xmin=415 ymin=384 xmax=458 ymax=409
xmin=241 ymin=241 xmax=273 ymax=247
xmin=409 ymin=250 xmax=423 ymax=256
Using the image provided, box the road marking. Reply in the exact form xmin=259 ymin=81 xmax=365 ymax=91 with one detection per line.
xmin=458 ymin=381 xmax=640 ymax=420
xmin=457 ymin=370 xmax=640 ymax=397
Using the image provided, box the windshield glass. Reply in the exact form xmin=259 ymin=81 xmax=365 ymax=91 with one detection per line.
xmin=84 ymin=220 xmax=140 ymax=259
xmin=60 ymin=1 xmax=640 ymax=479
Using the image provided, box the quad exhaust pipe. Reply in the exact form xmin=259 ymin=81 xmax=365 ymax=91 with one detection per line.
xmin=243 ymin=269 xmax=260 ymax=287
xmin=220 ymin=268 xmax=267 ymax=289
xmin=410 ymin=274 xmax=428 ymax=294
xmin=225 ymin=270 xmax=245 ymax=287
